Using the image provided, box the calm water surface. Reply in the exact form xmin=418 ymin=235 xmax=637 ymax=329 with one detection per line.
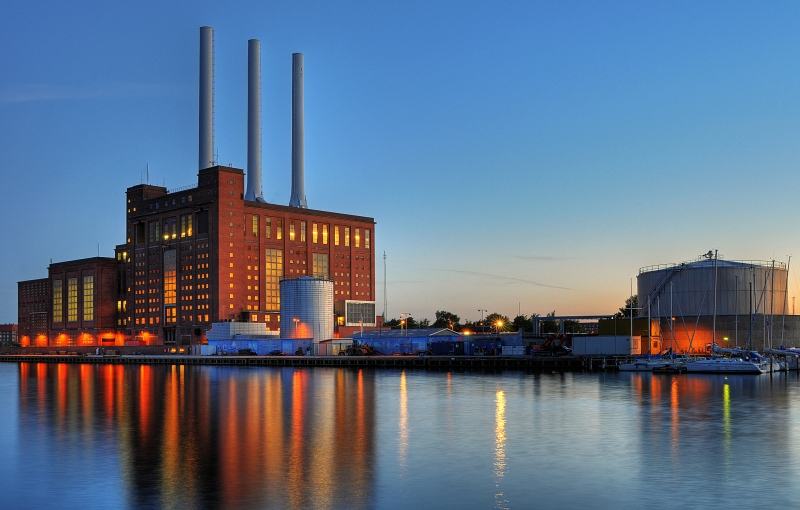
xmin=1 ymin=362 xmax=799 ymax=509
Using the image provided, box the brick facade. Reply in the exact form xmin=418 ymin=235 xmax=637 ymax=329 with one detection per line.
xmin=18 ymin=165 xmax=376 ymax=347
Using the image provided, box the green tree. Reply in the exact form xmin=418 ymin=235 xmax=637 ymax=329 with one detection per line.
xmin=540 ymin=311 xmax=560 ymax=334
xmin=615 ymin=295 xmax=639 ymax=318
xmin=432 ymin=310 xmax=461 ymax=329
xmin=512 ymin=314 xmax=535 ymax=332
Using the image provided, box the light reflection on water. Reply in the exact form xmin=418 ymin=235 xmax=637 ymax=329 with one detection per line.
xmin=2 ymin=364 xmax=800 ymax=508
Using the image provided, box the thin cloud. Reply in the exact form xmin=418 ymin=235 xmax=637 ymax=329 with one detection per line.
xmin=510 ymin=255 xmax=569 ymax=261
xmin=0 ymin=83 xmax=188 ymax=103
xmin=435 ymin=269 xmax=572 ymax=290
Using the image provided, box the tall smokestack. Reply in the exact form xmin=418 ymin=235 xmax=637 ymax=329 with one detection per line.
xmin=289 ymin=53 xmax=307 ymax=208
xmin=199 ymin=26 xmax=214 ymax=171
xmin=245 ymin=39 xmax=265 ymax=202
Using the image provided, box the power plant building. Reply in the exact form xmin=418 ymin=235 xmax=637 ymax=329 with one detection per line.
xmin=17 ymin=27 xmax=377 ymax=347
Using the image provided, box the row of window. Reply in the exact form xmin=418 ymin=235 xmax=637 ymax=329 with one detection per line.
xmin=52 ymin=276 xmax=94 ymax=323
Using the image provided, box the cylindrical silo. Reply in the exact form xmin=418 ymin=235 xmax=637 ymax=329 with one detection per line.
xmin=638 ymin=258 xmax=787 ymax=318
xmin=280 ymin=276 xmax=333 ymax=342
xmin=637 ymin=256 xmax=790 ymax=352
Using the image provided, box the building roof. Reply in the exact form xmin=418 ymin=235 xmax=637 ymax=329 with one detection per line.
xmin=353 ymin=328 xmax=459 ymax=338
xmin=640 ymin=257 xmax=785 ymax=274
xmin=49 ymin=256 xmax=117 ymax=268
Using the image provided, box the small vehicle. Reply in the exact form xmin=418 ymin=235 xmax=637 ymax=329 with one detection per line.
xmin=269 ymin=350 xmax=286 ymax=356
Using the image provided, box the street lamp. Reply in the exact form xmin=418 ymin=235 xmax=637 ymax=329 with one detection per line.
xmin=495 ymin=320 xmax=503 ymax=335
xmin=478 ymin=309 xmax=487 ymax=329
xmin=293 ymin=318 xmax=299 ymax=337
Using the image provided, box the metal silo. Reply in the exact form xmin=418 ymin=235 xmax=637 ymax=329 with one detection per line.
xmin=636 ymin=254 xmax=791 ymax=352
xmin=280 ymin=276 xmax=333 ymax=342
xmin=638 ymin=256 xmax=787 ymax=318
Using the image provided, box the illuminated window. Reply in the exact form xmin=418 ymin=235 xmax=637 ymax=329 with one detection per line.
xmin=67 ymin=278 xmax=78 ymax=322
xmin=180 ymin=214 xmax=193 ymax=237
xmin=323 ymin=224 xmax=328 ymax=245
xmin=301 ymin=221 xmax=306 ymax=242
xmin=365 ymin=230 xmax=370 ymax=249
xmin=171 ymin=218 xmax=177 ymax=239
xmin=264 ymin=248 xmax=283 ymax=311
xmin=53 ymin=280 xmax=63 ymax=323
xmin=252 ymin=216 xmax=258 ymax=237
xmin=345 ymin=227 xmax=350 ymax=247
xmin=313 ymin=253 xmax=329 ymax=278
xmin=312 ymin=223 xmax=318 ymax=244
xmin=149 ymin=221 xmax=160 ymax=243
xmin=335 ymin=226 xmax=340 ymax=246
xmin=83 ymin=276 xmax=94 ymax=321
xmin=163 ymin=250 xmax=177 ymax=324
xmin=289 ymin=223 xmax=295 ymax=241
xmin=355 ymin=229 xmax=360 ymax=248
xmin=266 ymin=217 xmax=271 ymax=239
xmin=277 ymin=219 xmax=283 ymax=240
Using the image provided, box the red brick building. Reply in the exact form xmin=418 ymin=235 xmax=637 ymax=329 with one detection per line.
xmin=119 ymin=165 xmax=376 ymax=346
xmin=18 ymin=278 xmax=48 ymax=346
xmin=47 ymin=257 xmax=118 ymax=347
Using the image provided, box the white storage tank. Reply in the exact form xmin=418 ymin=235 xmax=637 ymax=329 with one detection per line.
xmin=280 ymin=276 xmax=334 ymax=342
xmin=638 ymin=256 xmax=787 ymax=317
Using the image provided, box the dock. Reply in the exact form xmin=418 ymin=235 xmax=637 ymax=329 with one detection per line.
xmin=0 ymin=354 xmax=623 ymax=371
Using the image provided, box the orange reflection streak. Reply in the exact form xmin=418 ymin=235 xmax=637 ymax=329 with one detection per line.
xmin=104 ymin=364 xmax=115 ymax=421
xmin=670 ymin=378 xmax=679 ymax=452
xmin=650 ymin=375 xmax=662 ymax=438
xmin=139 ymin=365 xmax=152 ymax=443
xmin=19 ymin=364 xmax=29 ymax=412
xmin=161 ymin=365 xmax=181 ymax=503
xmin=57 ymin=363 xmax=68 ymax=422
xmin=115 ymin=364 xmax=125 ymax=426
xmin=357 ymin=370 xmax=364 ymax=440
xmin=36 ymin=363 xmax=47 ymax=415
xmin=287 ymin=370 xmax=306 ymax=509
xmin=80 ymin=365 xmax=93 ymax=431
xmin=263 ymin=371 xmax=285 ymax=492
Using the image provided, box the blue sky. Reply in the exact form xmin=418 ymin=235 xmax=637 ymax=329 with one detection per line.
xmin=2 ymin=1 xmax=800 ymax=324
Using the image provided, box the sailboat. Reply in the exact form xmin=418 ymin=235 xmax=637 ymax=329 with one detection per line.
xmin=685 ymin=251 xmax=767 ymax=374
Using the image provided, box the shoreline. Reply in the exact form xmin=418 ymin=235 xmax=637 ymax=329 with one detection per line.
xmin=0 ymin=353 xmax=601 ymax=371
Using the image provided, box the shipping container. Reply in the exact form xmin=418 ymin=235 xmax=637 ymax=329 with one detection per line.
xmin=571 ymin=335 xmax=641 ymax=356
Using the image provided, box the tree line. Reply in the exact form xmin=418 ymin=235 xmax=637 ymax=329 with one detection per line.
xmin=383 ymin=296 xmax=637 ymax=334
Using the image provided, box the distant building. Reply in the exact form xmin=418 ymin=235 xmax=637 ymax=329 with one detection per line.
xmin=18 ymin=279 xmax=48 ymax=346
xmin=0 ymin=324 xmax=17 ymax=344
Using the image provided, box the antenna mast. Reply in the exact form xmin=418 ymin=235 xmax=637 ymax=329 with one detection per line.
xmin=383 ymin=251 xmax=387 ymax=320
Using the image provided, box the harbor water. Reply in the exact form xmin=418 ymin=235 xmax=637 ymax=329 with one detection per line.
xmin=1 ymin=363 xmax=799 ymax=509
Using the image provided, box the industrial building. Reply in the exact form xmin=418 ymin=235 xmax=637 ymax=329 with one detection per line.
xmin=17 ymin=27 xmax=377 ymax=347
xmin=630 ymin=253 xmax=798 ymax=353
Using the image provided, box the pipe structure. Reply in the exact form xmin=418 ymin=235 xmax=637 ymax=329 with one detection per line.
xmin=289 ymin=53 xmax=307 ymax=208
xmin=245 ymin=39 xmax=266 ymax=202
xmin=199 ymin=26 xmax=215 ymax=171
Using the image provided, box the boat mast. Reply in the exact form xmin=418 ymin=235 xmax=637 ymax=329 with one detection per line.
xmin=782 ymin=256 xmax=791 ymax=346
xmin=713 ymin=250 xmax=718 ymax=354
xmin=770 ymin=260 xmax=776 ymax=350
xmin=735 ymin=274 xmax=739 ymax=348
